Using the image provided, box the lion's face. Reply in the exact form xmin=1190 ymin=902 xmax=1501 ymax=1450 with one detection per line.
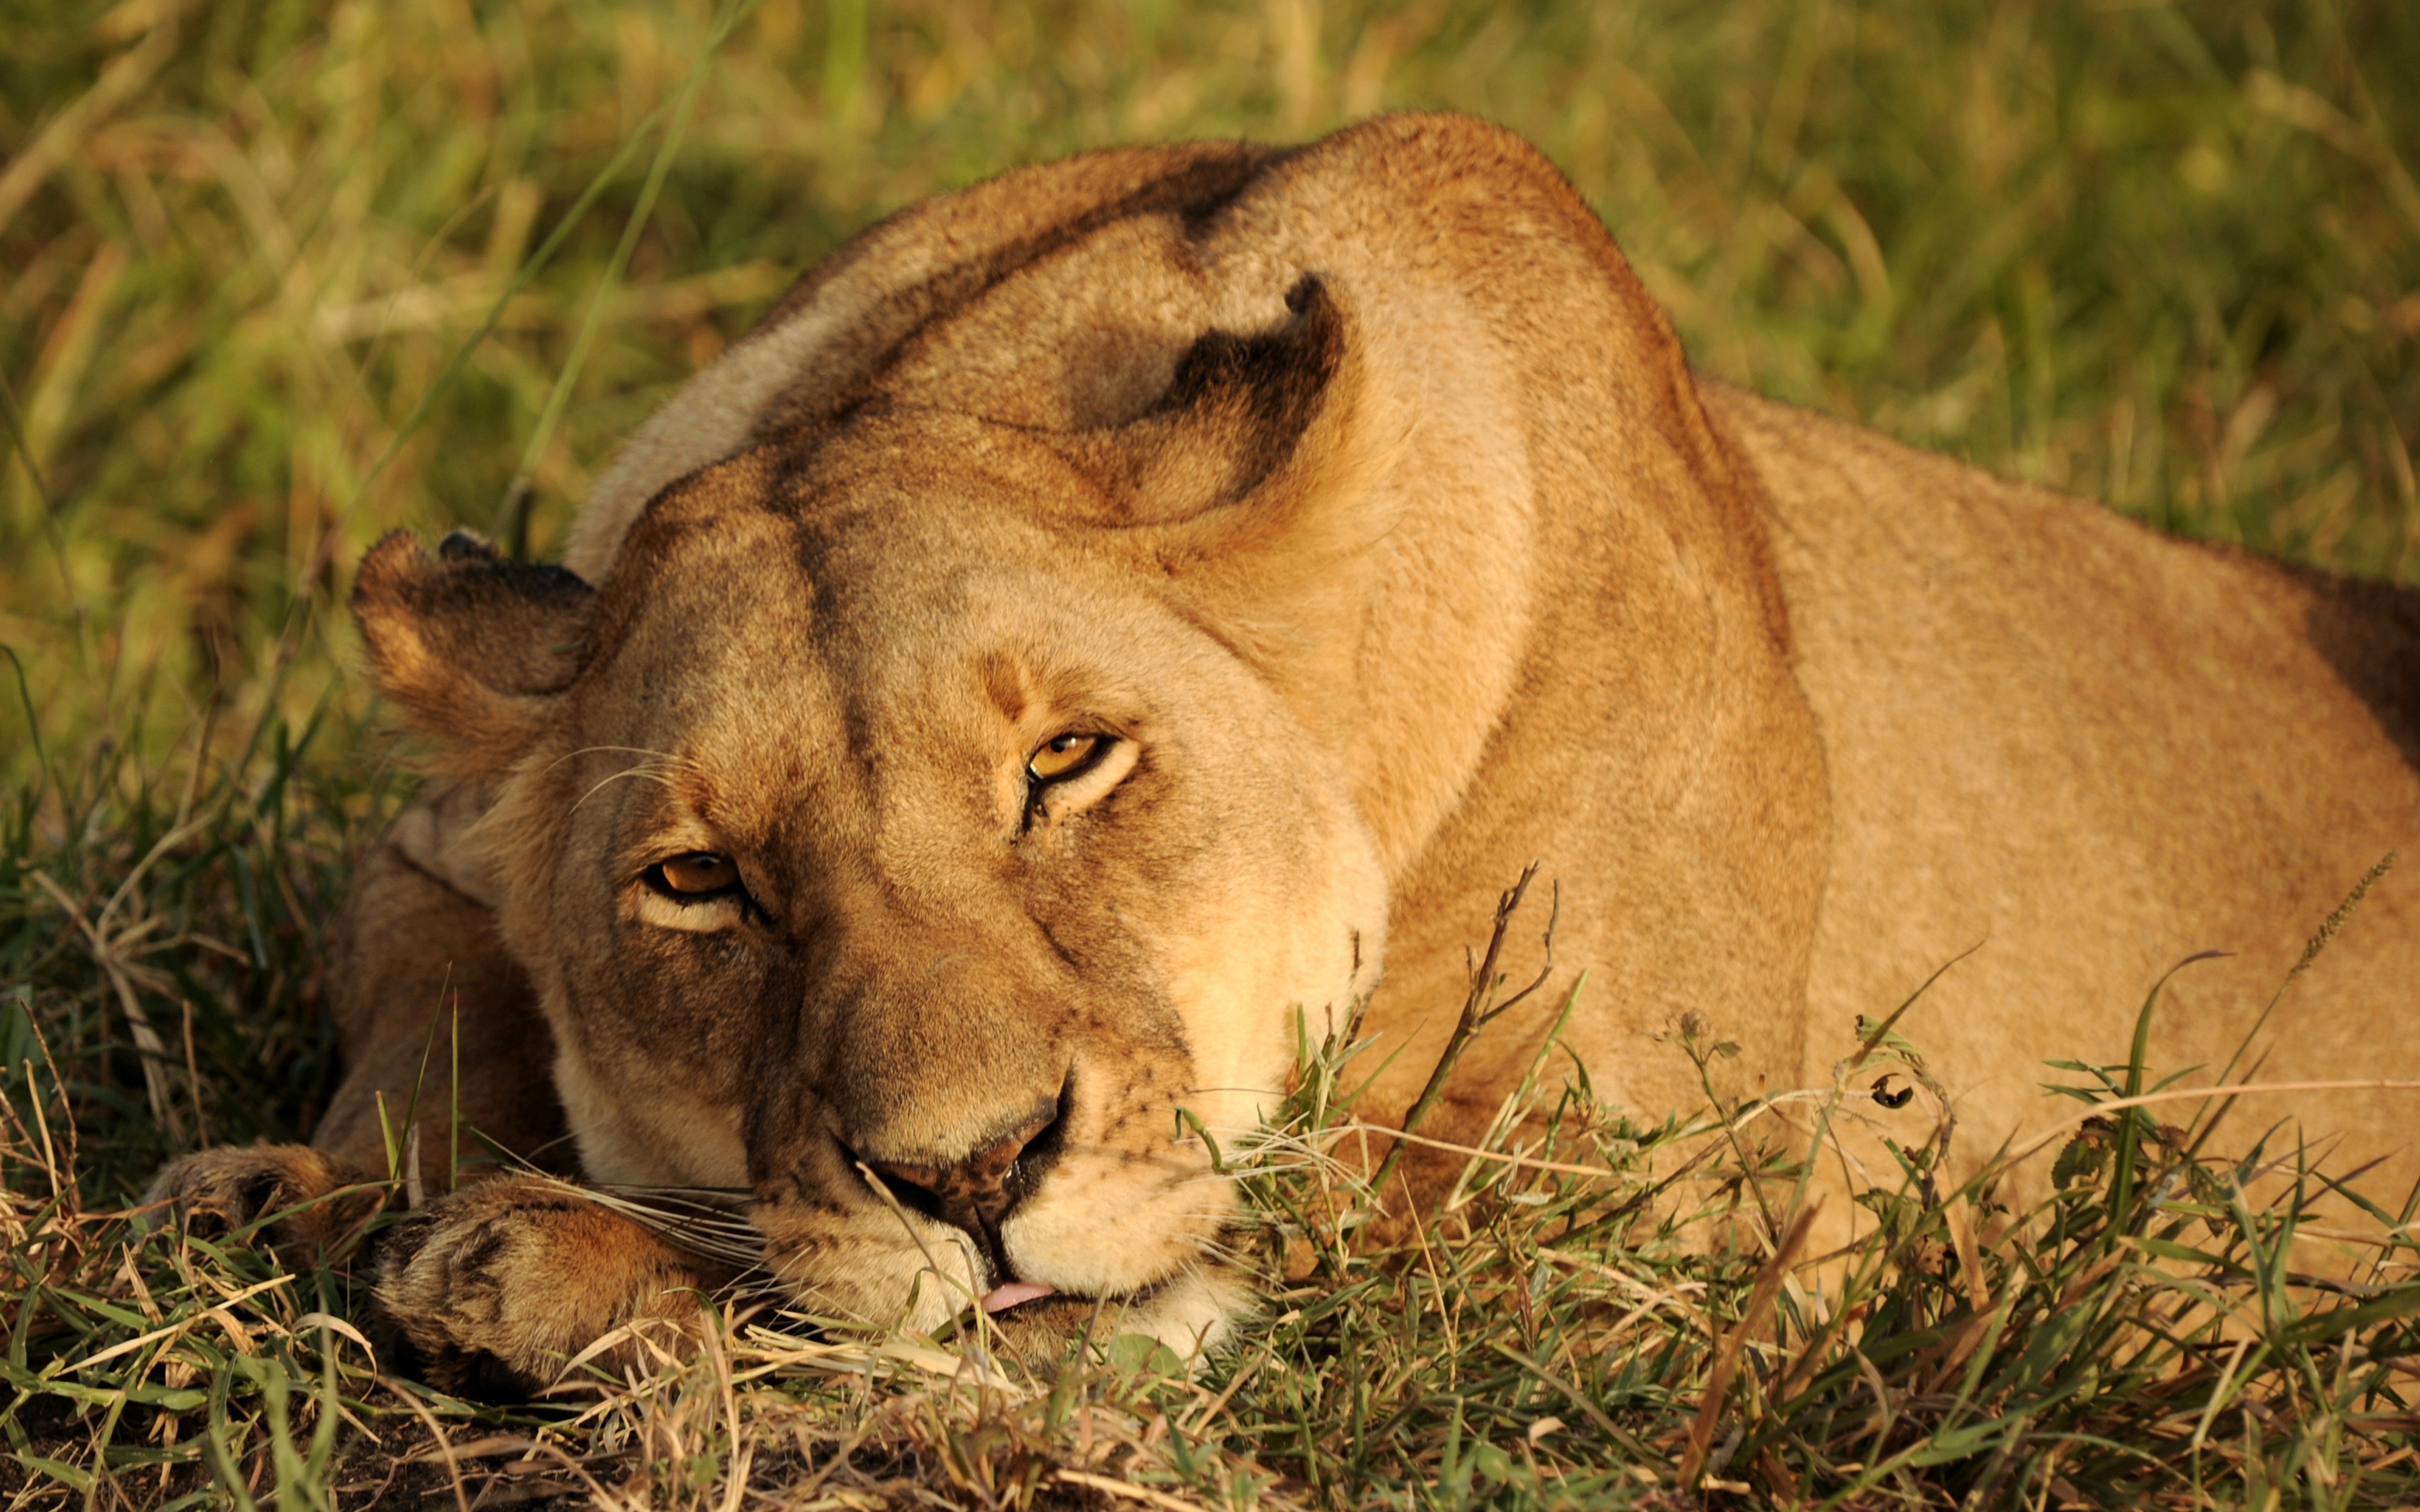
xmin=355 ymin=377 xmax=1390 ymax=1345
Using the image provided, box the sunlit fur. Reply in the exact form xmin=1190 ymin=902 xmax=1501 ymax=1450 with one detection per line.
xmin=153 ymin=114 xmax=2420 ymax=1391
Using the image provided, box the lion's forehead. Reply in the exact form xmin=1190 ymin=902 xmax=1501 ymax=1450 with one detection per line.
xmin=548 ymin=583 xmax=1131 ymax=856
xmin=578 ymin=493 xmax=1230 ymax=758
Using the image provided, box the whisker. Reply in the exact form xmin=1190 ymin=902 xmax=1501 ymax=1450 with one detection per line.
xmin=546 ymin=743 xmax=705 ymax=776
xmin=572 ymin=767 xmax=681 ymax=811
xmin=587 ymin=1183 xmax=765 ymax=1266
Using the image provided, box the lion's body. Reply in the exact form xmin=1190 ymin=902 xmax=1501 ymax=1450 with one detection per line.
xmin=1736 ymin=387 xmax=2420 ymax=1165
xmin=159 ymin=115 xmax=2420 ymax=1391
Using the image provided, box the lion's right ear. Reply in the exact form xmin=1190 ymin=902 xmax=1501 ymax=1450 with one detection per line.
xmin=352 ymin=530 xmax=595 ymax=780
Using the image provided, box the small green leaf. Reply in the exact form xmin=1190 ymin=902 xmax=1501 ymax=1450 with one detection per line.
xmin=2053 ymin=1134 xmax=2108 ymax=1191
xmin=18 ymin=1453 xmax=93 ymax=1491
xmin=1470 ymin=1441 xmax=1514 ymax=1482
xmin=1105 ymin=1333 xmax=1184 ymax=1378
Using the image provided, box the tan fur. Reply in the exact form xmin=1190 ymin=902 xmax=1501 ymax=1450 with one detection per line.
xmin=373 ymin=1175 xmax=713 ymax=1394
xmin=145 ymin=1145 xmax=377 ymax=1255
xmin=153 ymin=115 xmax=2420 ymax=1389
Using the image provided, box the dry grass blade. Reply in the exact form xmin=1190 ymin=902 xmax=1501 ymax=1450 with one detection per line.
xmin=1679 ymin=1202 xmax=1818 ymax=1489
xmin=0 ymin=5 xmax=178 ymax=240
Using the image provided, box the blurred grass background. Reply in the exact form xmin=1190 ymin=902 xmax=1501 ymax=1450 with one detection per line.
xmin=2 ymin=0 xmax=2417 ymax=1183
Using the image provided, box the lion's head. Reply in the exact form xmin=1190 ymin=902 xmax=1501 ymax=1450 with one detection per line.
xmin=353 ymin=275 xmax=1410 ymax=1349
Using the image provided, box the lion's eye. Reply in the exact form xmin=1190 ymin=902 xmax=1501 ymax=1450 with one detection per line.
xmin=652 ymin=852 xmax=739 ymax=897
xmin=1027 ymin=733 xmax=1102 ymax=783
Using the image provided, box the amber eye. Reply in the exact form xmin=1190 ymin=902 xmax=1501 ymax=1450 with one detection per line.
xmin=653 ymin=852 xmax=739 ymax=896
xmin=1027 ymin=733 xmax=1102 ymax=782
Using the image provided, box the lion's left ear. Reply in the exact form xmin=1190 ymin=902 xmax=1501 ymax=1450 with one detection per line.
xmin=1063 ymin=275 xmax=1402 ymax=675
xmin=1056 ymin=275 xmax=1371 ymax=522
xmin=352 ymin=530 xmax=595 ymax=780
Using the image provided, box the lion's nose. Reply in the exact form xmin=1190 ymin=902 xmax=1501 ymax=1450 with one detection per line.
xmin=856 ymin=1092 xmax=1066 ymax=1274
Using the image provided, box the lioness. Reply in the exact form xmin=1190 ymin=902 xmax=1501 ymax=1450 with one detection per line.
xmin=157 ymin=113 xmax=2420 ymax=1394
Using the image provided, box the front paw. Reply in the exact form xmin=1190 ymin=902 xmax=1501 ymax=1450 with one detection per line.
xmin=374 ymin=1175 xmax=709 ymax=1397
xmin=144 ymin=1145 xmax=377 ymax=1254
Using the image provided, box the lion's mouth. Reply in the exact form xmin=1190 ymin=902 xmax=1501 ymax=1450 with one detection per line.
xmin=980 ymin=1280 xmax=1059 ymax=1314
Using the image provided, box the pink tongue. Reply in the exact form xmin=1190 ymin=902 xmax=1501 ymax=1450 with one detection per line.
xmin=981 ymin=1280 xmax=1058 ymax=1314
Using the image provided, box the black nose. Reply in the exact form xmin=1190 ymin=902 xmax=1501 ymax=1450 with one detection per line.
xmin=856 ymin=1087 xmax=1068 ymax=1276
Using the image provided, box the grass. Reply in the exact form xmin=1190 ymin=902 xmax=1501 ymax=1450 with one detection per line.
xmin=3 ymin=0 xmax=2419 ymax=1504
xmin=7 ymin=878 xmax=2420 ymax=1509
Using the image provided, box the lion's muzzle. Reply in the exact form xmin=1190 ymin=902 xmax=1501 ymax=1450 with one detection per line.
xmin=851 ymin=1082 xmax=1066 ymax=1281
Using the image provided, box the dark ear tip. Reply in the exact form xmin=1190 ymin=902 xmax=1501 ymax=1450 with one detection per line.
xmin=1286 ymin=277 xmax=1346 ymax=355
xmin=354 ymin=530 xmax=428 ymax=607
xmin=438 ymin=529 xmax=500 ymax=563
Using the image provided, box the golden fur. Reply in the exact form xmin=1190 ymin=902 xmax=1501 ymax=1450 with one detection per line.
xmin=153 ymin=114 xmax=2420 ymax=1394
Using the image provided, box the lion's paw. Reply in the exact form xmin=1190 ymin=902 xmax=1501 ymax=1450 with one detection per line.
xmin=144 ymin=1145 xmax=375 ymax=1253
xmin=374 ymin=1176 xmax=709 ymax=1397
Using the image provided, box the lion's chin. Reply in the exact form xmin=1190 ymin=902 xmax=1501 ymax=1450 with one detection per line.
xmin=754 ymin=1195 xmax=1253 ymax=1364
xmin=975 ymin=1267 xmax=1257 ymax=1366
xmin=1113 ymin=1266 xmax=1259 ymax=1359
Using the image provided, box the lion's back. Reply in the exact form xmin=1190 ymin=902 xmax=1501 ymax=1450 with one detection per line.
xmin=1712 ymin=381 xmax=2420 ymax=1177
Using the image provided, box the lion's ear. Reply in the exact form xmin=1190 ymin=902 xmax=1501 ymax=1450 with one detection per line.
xmin=1068 ymin=275 xmax=1401 ymax=689
xmin=1058 ymin=274 xmax=1368 ymax=528
xmin=352 ymin=530 xmax=594 ymax=780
